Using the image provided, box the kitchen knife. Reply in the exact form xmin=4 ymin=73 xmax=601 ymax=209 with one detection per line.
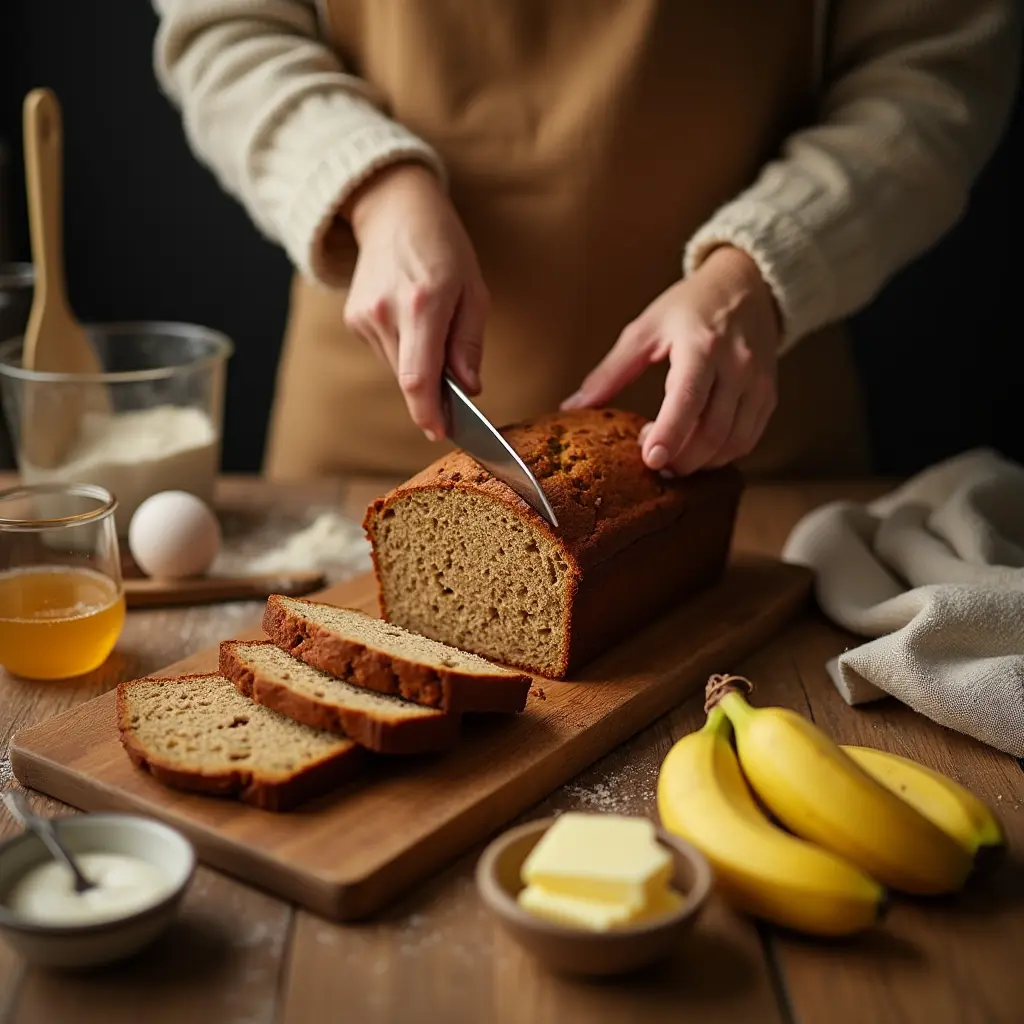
xmin=442 ymin=373 xmax=559 ymax=528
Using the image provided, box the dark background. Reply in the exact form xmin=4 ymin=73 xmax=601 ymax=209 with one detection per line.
xmin=1 ymin=3 xmax=1021 ymax=475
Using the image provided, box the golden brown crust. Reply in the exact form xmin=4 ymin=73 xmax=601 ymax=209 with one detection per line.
xmin=364 ymin=409 xmax=742 ymax=571
xmin=115 ymin=674 xmax=362 ymax=812
xmin=218 ymin=641 xmax=463 ymax=755
xmin=564 ymin=484 xmax=741 ymax=673
xmin=260 ymin=596 xmax=532 ymax=713
xmin=363 ymin=407 xmax=744 ymax=679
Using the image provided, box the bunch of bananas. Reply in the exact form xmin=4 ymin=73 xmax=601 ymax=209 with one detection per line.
xmin=656 ymin=677 xmax=1004 ymax=937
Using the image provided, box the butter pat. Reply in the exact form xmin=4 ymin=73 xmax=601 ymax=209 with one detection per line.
xmin=518 ymin=884 xmax=640 ymax=931
xmin=632 ymin=886 xmax=686 ymax=923
xmin=517 ymin=883 xmax=686 ymax=932
xmin=521 ymin=813 xmax=673 ymax=907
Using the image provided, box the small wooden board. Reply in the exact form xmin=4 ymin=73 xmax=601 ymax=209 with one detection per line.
xmin=11 ymin=555 xmax=810 ymax=921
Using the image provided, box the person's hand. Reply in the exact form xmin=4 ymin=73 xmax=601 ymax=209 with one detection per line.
xmin=562 ymin=246 xmax=781 ymax=475
xmin=342 ymin=162 xmax=489 ymax=440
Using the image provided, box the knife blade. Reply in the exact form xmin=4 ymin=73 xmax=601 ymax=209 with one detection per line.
xmin=442 ymin=373 xmax=559 ymax=528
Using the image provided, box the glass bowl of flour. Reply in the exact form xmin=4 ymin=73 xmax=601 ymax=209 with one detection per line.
xmin=0 ymin=322 xmax=232 ymax=535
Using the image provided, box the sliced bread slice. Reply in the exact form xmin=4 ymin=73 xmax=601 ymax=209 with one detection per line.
xmin=116 ymin=673 xmax=360 ymax=811
xmin=261 ymin=595 xmax=533 ymax=713
xmin=219 ymin=640 xmax=462 ymax=754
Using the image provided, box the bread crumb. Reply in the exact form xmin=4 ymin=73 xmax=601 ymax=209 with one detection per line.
xmin=530 ymin=687 xmax=547 ymax=700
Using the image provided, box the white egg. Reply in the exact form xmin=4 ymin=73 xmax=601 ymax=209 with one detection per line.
xmin=128 ymin=490 xmax=222 ymax=579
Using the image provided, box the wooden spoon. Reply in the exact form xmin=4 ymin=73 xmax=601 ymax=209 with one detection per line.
xmin=21 ymin=88 xmax=109 ymax=469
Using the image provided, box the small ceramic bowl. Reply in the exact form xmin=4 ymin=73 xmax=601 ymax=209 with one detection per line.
xmin=476 ymin=815 xmax=714 ymax=977
xmin=0 ymin=812 xmax=196 ymax=969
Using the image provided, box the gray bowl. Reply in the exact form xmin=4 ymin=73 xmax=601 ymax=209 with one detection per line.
xmin=0 ymin=812 xmax=196 ymax=969
xmin=476 ymin=816 xmax=714 ymax=976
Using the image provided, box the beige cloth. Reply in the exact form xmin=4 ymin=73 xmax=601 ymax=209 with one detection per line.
xmin=782 ymin=449 xmax=1024 ymax=757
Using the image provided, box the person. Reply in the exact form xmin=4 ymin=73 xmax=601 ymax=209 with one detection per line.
xmin=152 ymin=1 xmax=1020 ymax=481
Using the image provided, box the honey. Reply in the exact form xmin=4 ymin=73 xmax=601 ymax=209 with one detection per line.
xmin=0 ymin=566 xmax=125 ymax=679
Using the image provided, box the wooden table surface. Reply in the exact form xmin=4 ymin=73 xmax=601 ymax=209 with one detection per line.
xmin=1 ymin=475 xmax=1022 ymax=1024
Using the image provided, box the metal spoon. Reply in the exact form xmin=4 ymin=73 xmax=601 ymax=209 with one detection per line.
xmin=2 ymin=790 xmax=96 ymax=893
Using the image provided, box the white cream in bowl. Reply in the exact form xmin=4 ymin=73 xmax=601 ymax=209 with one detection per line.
xmin=7 ymin=851 xmax=177 ymax=927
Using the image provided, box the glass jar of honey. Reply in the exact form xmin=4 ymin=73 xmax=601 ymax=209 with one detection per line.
xmin=0 ymin=483 xmax=124 ymax=679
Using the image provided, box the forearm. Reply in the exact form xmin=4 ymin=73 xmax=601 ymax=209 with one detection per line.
xmin=152 ymin=0 xmax=444 ymax=284
xmin=684 ymin=0 xmax=1021 ymax=350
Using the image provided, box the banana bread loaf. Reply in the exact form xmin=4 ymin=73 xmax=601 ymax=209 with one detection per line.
xmin=363 ymin=408 xmax=743 ymax=678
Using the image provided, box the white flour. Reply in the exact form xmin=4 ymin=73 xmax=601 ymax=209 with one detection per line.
xmin=216 ymin=511 xmax=371 ymax=579
xmin=21 ymin=405 xmax=219 ymax=534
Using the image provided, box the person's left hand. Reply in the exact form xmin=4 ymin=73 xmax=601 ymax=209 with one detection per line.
xmin=561 ymin=246 xmax=782 ymax=475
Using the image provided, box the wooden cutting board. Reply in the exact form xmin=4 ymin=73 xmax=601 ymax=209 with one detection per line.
xmin=10 ymin=555 xmax=811 ymax=921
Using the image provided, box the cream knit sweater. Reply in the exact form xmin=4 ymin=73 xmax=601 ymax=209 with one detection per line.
xmin=152 ymin=0 xmax=1020 ymax=349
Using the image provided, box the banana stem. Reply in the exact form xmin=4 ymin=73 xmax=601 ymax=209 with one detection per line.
xmin=702 ymin=704 xmax=732 ymax=737
xmin=704 ymin=673 xmax=754 ymax=713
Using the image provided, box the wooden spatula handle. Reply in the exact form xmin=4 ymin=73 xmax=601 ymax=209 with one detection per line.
xmin=23 ymin=88 xmax=69 ymax=328
xmin=18 ymin=88 xmax=107 ymax=471
xmin=124 ymin=571 xmax=327 ymax=609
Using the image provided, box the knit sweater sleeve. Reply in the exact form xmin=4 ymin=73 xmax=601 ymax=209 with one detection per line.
xmin=151 ymin=0 xmax=445 ymax=286
xmin=684 ymin=0 xmax=1022 ymax=351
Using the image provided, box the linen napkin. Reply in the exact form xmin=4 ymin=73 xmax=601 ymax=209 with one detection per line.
xmin=781 ymin=448 xmax=1024 ymax=758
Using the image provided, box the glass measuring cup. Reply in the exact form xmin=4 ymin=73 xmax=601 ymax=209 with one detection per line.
xmin=0 ymin=321 xmax=233 ymax=536
xmin=0 ymin=483 xmax=125 ymax=679
xmin=0 ymin=263 xmax=34 ymax=469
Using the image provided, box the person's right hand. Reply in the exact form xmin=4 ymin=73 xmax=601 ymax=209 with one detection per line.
xmin=343 ymin=163 xmax=489 ymax=441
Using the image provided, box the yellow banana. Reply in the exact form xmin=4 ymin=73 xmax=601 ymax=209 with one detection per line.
xmin=657 ymin=707 xmax=887 ymax=936
xmin=842 ymin=744 xmax=1004 ymax=858
xmin=719 ymin=691 xmax=973 ymax=895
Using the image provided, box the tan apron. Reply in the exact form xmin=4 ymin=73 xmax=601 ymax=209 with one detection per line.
xmin=264 ymin=0 xmax=869 ymax=481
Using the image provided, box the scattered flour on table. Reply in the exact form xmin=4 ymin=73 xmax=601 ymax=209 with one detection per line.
xmin=215 ymin=510 xmax=370 ymax=579
xmin=392 ymin=873 xmax=488 ymax=962
xmin=304 ymin=874 xmax=491 ymax=965
xmin=562 ymin=780 xmax=634 ymax=813
xmin=560 ymin=756 xmax=662 ymax=815
xmin=234 ymin=920 xmax=273 ymax=949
